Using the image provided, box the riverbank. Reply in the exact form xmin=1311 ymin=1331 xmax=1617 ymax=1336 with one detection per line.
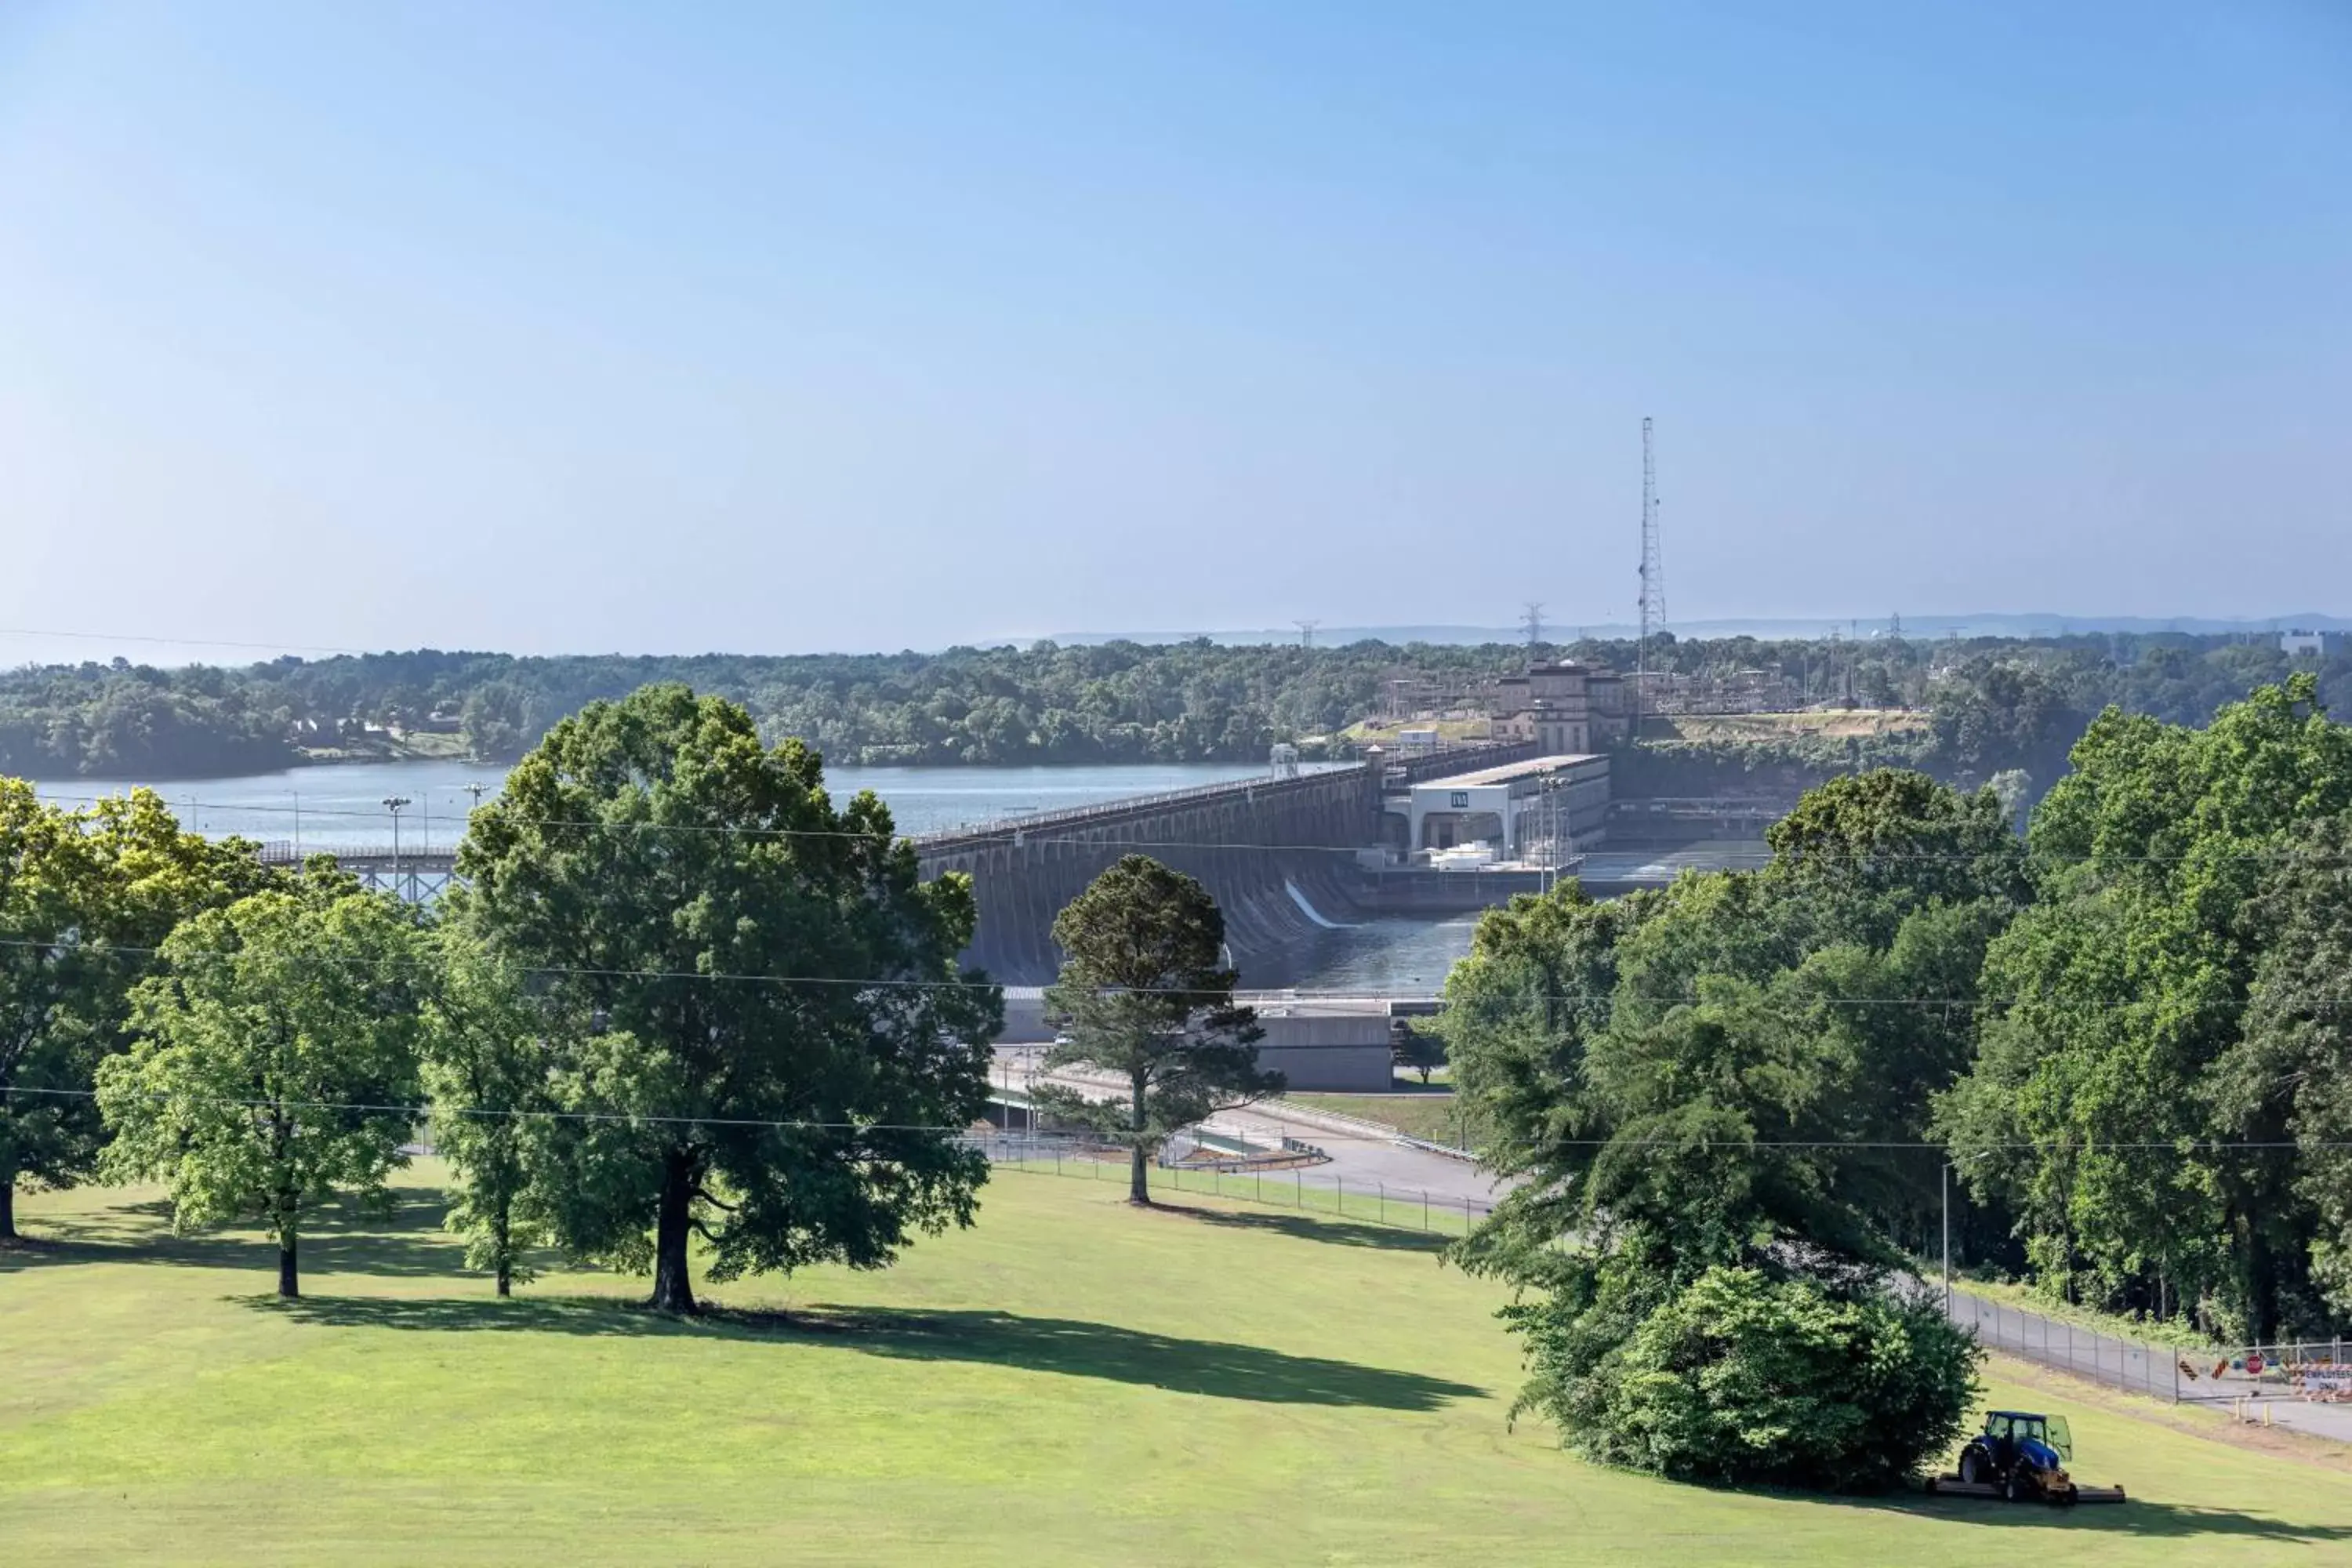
xmin=289 ymin=735 xmax=477 ymax=767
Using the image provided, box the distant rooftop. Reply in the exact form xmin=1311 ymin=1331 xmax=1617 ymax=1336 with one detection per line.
xmin=1430 ymin=753 xmax=1604 ymax=787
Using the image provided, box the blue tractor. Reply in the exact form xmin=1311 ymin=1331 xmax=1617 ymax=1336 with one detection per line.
xmin=1957 ymin=1410 xmax=2078 ymax=1503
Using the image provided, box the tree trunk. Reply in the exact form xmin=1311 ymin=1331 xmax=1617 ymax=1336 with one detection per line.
xmin=278 ymin=1225 xmax=299 ymax=1299
xmin=1128 ymin=1073 xmax=1151 ymax=1206
xmin=651 ymin=1147 xmax=697 ymax=1313
xmin=0 ymin=1177 xmax=15 ymax=1242
xmin=494 ymin=1205 xmax=512 ymax=1298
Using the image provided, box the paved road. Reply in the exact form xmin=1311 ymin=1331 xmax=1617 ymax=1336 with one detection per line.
xmin=2233 ymin=1396 xmax=2352 ymax=1444
xmin=990 ymin=1047 xmax=1509 ymax=1210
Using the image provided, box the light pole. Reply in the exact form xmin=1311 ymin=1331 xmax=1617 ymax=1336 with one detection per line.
xmin=383 ymin=796 xmax=412 ymax=898
xmin=1943 ymin=1151 xmax=1992 ymax=1316
xmin=1537 ymin=773 xmax=1573 ymax=893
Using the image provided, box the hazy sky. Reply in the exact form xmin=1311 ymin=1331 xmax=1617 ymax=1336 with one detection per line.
xmin=3 ymin=2 xmax=2347 ymax=662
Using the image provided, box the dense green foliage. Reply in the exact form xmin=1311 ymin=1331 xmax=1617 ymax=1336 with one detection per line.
xmin=0 ymin=782 xmax=279 ymax=1238
xmin=1940 ymin=673 xmax=2352 ymax=1339
xmin=96 ymin=884 xmax=427 ymax=1297
xmin=1562 ymin=1267 xmax=1979 ymax=1489
xmin=6 ymin=632 xmax=2347 ymax=779
xmin=1447 ymin=679 xmax=2352 ymax=1475
xmin=1037 ymin=855 xmax=1274 ymax=1203
xmin=1443 ymin=771 xmax=2023 ymax=1485
xmin=453 ymin=684 xmax=1002 ymax=1312
xmin=417 ymin=928 xmax=558 ymax=1296
xmin=15 ymin=684 xmax=1007 ymax=1308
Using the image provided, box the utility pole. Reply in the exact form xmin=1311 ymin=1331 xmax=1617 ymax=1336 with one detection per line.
xmin=1637 ymin=417 xmax=1666 ymax=731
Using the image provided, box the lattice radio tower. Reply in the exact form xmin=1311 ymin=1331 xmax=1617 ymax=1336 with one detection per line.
xmin=1636 ymin=416 xmax=1667 ymax=702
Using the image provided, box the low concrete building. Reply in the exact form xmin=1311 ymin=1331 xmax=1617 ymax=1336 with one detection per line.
xmin=1250 ymin=1001 xmax=1397 ymax=1092
xmin=2282 ymin=630 xmax=2347 ymax=659
xmin=991 ymin=988 xmax=1394 ymax=1092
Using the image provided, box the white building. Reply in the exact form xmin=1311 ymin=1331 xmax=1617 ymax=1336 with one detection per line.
xmin=1388 ymin=753 xmax=1610 ymax=860
xmin=2281 ymin=630 xmax=2346 ymax=659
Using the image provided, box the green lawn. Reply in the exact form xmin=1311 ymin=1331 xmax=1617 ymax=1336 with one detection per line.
xmin=1284 ymin=1091 xmax=1475 ymax=1148
xmin=6 ymin=1166 xmax=2352 ymax=1566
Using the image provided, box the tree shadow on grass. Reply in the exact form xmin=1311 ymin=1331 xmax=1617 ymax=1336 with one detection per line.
xmin=0 ymin=1188 xmax=461 ymax=1279
xmin=249 ymin=1294 xmax=1485 ymax=1410
xmin=1166 ymin=1203 xmax=1454 ymax=1256
xmin=1809 ymin=1488 xmax=2352 ymax=1544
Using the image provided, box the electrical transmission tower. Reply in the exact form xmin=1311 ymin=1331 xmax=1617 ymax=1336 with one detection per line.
xmin=1295 ymin=619 xmax=1319 ymax=649
xmin=1521 ymin=601 xmax=1544 ymax=650
xmin=1637 ymin=416 xmax=1666 ymax=710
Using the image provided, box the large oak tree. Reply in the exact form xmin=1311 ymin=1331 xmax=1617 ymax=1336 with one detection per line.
xmin=454 ymin=684 xmax=999 ymax=1313
xmin=97 ymin=883 xmax=425 ymax=1297
xmin=1 ymin=782 xmax=275 ymax=1241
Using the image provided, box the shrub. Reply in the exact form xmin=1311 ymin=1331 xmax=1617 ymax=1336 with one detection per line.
xmin=1562 ymin=1267 xmax=1980 ymax=1490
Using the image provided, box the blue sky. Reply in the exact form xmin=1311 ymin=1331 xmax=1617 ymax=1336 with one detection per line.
xmin=2 ymin=2 xmax=2347 ymax=659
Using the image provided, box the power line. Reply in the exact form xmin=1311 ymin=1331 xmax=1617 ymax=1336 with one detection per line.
xmin=0 ymin=1083 xmax=975 ymax=1133
xmin=9 ymin=1085 xmax=2347 ymax=1153
xmin=0 ymin=935 xmax=2332 ymax=1011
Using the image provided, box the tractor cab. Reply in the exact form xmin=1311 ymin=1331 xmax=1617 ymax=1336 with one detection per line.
xmin=1933 ymin=1408 xmax=2122 ymax=1505
xmin=1958 ymin=1410 xmax=2076 ymax=1501
xmin=1985 ymin=1410 xmax=2072 ymax=1468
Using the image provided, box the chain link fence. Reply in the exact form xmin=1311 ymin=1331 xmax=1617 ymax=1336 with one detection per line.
xmin=1940 ymin=1281 xmax=2352 ymax=1415
xmin=1940 ymin=1286 xmax=2190 ymax=1401
xmin=964 ymin=1132 xmax=1497 ymax=1235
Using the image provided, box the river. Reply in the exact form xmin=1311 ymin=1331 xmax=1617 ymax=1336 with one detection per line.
xmin=29 ymin=758 xmax=1348 ymax=853
xmin=28 ymin=759 xmax=1471 ymax=989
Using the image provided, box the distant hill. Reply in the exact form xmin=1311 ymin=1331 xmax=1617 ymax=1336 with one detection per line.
xmin=1037 ymin=613 xmax=2352 ymax=648
xmin=6 ymin=627 xmax=2349 ymax=783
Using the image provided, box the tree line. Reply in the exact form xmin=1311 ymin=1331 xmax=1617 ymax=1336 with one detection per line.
xmin=2 ymin=687 xmax=1001 ymax=1311
xmin=4 ymin=683 xmax=1277 ymax=1308
xmin=5 ymin=633 xmax=2347 ymax=781
xmin=1440 ymin=673 xmax=2352 ymax=1485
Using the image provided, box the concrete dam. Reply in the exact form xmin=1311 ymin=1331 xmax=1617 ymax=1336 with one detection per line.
xmin=913 ymin=744 xmax=1541 ymax=985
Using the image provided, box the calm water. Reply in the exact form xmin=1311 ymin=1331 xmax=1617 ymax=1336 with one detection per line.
xmin=27 ymin=760 xmax=1346 ymax=851
xmin=28 ymin=757 xmax=1461 ymax=991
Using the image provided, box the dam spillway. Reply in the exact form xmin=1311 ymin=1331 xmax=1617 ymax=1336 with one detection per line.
xmin=911 ymin=743 xmax=1539 ymax=985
